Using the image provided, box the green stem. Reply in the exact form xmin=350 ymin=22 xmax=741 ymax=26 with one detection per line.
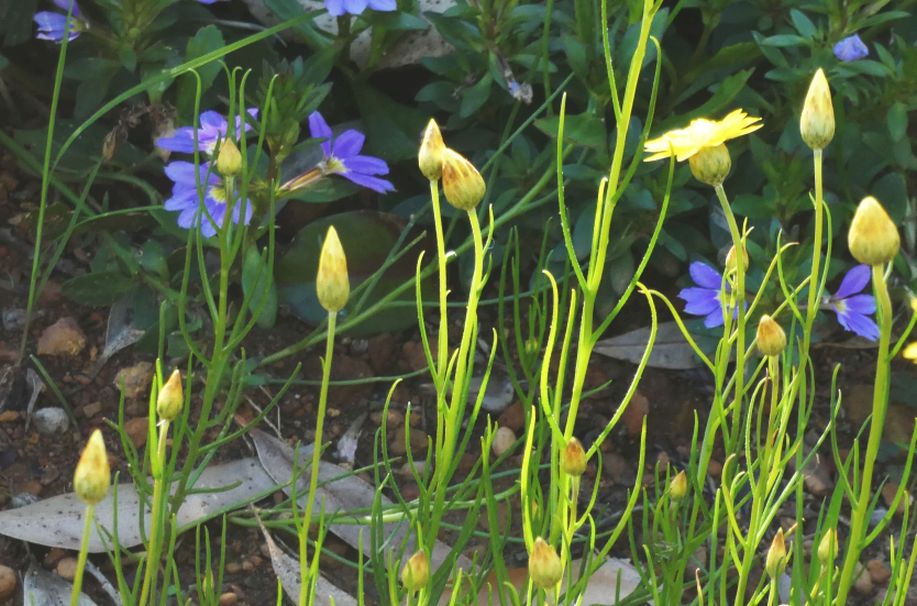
xmin=70 ymin=504 xmax=94 ymax=606
xmin=429 ymin=178 xmax=449 ymax=457
xmin=805 ymin=149 xmax=825 ymax=333
xmin=138 ymin=421 xmax=170 ymax=606
xmin=835 ymin=264 xmax=893 ymax=604
xmin=299 ymin=311 xmax=337 ymax=606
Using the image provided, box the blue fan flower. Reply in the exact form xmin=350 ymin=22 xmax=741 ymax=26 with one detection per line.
xmin=156 ymin=109 xmax=258 ymax=156
xmin=308 ymin=111 xmax=394 ymax=193
xmin=678 ymin=261 xmax=744 ymax=329
xmin=34 ymin=0 xmax=84 ymax=42
xmin=324 ymin=0 xmax=396 ymax=17
xmin=833 ymin=35 xmax=869 ymax=62
xmin=163 ymin=162 xmax=252 ymax=238
xmin=826 ymin=264 xmax=878 ymax=340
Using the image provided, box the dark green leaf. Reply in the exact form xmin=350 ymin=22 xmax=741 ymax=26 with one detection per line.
xmin=242 ymin=245 xmax=278 ymax=329
xmin=789 ymin=9 xmax=816 ymax=38
xmin=887 ymin=102 xmax=908 ymax=141
xmin=535 ymin=112 xmax=607 ymax=150
xmin=63 ymin=272 xmax=137 ymax=307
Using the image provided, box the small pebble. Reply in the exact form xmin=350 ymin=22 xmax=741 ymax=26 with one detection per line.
xmin=491 ymin=426 xmax=516 ymax=457
xmin=124 ymin=417 xmax=150 ymax=449
xmin=225 ymin=562 xmax=242 ymax=574
xmin=2 ymin=308 xmax=25 ymax=331
xmin=0 ymin=564 xmax=16 ymax=602
xmin=219 ymin=592 xmax=239 ymax=606
xmin=36 ymin=317 xmax=87 ymax=357
xmin=9 ymin=492 xmax=39 ymax=508
xmin=56 ymin=556 xmax=77 ymax=581
xmin=867 ymin=559 xmax=892 ymax=585
xmin=32 ymin=407 xmax=69 ymax=435
xmin=854 ymin=564 xmax=874 ymax=595
xmin=82 ymin=402 xmax=103 ymax=418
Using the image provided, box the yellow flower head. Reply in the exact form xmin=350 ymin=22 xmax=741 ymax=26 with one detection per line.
xmin=316 ymin=226 xmax=350 ymax=313
xmin=903 ymin=342 xmax=917 ymax=364
xmin=400 ymin=550 xmax=430 ymax=591
xmin=644 ymin=109 xmax=763 ymax=163
xmin=528 ymin=537 xmax=563 ymax=589
xmin=74 ymin=429 xmax=110 ymax=506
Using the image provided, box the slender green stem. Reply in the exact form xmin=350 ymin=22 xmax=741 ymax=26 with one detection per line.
xmin=805 ymin=149 xmax=825 ymax=332
xmin=429 ymin=179 xmax=449 ymax=462
xmin=71 ymin=504 xmax=94 ymax=606
xmin=299 ymin=311 xmax=337 ymax=606
xmin=835 ymin=264 xmax=893 ymax=604
xmin=138 ymin=421 xmax=170 ymax=606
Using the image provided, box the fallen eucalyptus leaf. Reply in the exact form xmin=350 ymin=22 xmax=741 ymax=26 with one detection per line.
xmin=91 ymin=296 xmax=148 ymax=376
xmin=254 ymin=511 xmax=357 ymax=606
xmin=0 ymin=458 xmax=276 ymax=552
xmin=23 ymin=562 xmax=97 ymax=606
xmin=594 ymin=322 xmax=700 ymax=370
xmin=335 ymin=412 xmax=366 ymax=467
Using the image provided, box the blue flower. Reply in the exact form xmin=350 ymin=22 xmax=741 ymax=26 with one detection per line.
xmin=833 ymin=34 xmax=869 ymax=62
xmin=324 ymin=0 xmax=396 ymax=17
xmin=308 ymin=111 xmax=394 ymax=193
xmin=163 ymin=161 xmax=253 ymax=238
xmin=157 ymin=109 xmax=258 ymax=156
xmin=678 ymin=261 xmax=744 ymax=329
xmin=826 ymin=264 xmax=878 ymax=340
xmin=34 ymin=0 xmax=84 ymax=42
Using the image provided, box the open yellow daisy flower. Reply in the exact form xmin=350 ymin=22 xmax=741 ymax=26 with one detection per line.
xmin=643 ymin=109 xmax=763 ymax=162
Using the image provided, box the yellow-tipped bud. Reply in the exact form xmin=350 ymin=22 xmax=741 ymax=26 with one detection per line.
xmin=904 ymin=341 xmax=917 ymax=364
xmin=74 ymin=429 xmax=110 ymax=506
xmin=441 ymin=148 xmax=485 ymax=211
xmin=418 ymin=119 xmax=445 ymax=181
xmin=817 ymin=529 xmax=837 ymax=564
xmin=400 ymin=550 xmax=430 ymax=591
xmin=156 ymin=369 xmax=183 ymax=421
xmin=669 ymin=470 xmax=688 ymax=501
xmin=756 ymin=315 xmax=787 ymax=357
xmin=688 ymin=143 xmax=731 ymax=187
xmin=765 ymin=528 xmax=788 ymax=579
xmin=848 ymin=196 xmax=900 ymax=266
xmin=216 ymin=139 xmax=242 ymax=177
xmin=725 ymin=244 xmax=749 ymax=274
xmin=800 ymin=69 xmax=834 ymax=150
xmin=561 ymin=437 xmax=587 ymax=477
xmin=529 ymin=537 xmax=563 ymax=589
xmin=316 ymin=226 xmax=350 ymax=313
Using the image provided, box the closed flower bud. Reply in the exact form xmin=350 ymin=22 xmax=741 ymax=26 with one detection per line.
xmin=848 ymin=196 xmax=900 ymax=266
xmin=529 ymin=537 xmax=563 ymax=589
xmin=441 ymin=148 xmax=485 ymax=211
xmin=756 ymin=315 xmax=787 ymax=357
xmin=400 ymin=550 xmax=430 ymax=591
xmin=688 ymin=143 xmax=731 ymax=187
xmin=817 ymin=529 xmax=837 ymax=564
xmin=765 ymin=528 xmax=788 ymax=579
xmin=216 ymin=139 xmax=242 ymax=177
xmin=418 ymin=119 xmax=445 ymax=181
xmin=156 ymin=369 xmax=183 ymax=421
xmin=74 ymin=429 xmax=110 ymax=506
xmin=669 ymin=470 xmax=688 ymax=501
xmin=800 ymin=69 xmax=834 ymax=150
xmin=725 ymin=244 xmax=748 ymax=274
xmin=316 ymin=226 xmax=350 ymax=313
xmin=561 ymin=438 xmax=587 ymax=477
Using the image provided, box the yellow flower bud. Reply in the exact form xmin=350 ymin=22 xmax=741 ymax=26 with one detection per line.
xmin=156 ymin=369 xmax=183 ymax=421
xmin=848 ymin=196 xmax=900 ymax=266
xmin=74 ymin=429 xmax=110 ymax=506
xmin=400 ymin=550 xmax=430 ymax=591
xmin=725 ymin=244 xmax=749 ymax=274
xmin=560 ymin=437 xmax=587 ymax=477
xmin=765 ymin=528 xmax=787 ymax=579
xmin=669 ymin=470 xmax=688 ymax=501
xmin=756 ymin=314 xmax=787 ymax=357
xmin=418 ymin=119 xmax=445 ymax=181
xmin=817 ymin=529 xmax=837 ymax=564
xmin=688 ymin=143 xmax=731 ymax=187
xmin=316 ymin=226 xmax=350 ymax=313
xmin=216 ymin=139 xmax=242 ymax=177
xmin=904 ymin=341 xmax=917 ymax=364
xmin=441 ymin=148 xmax=485 ymax=211
xmin=800 ymin=69 xmax=834 ymax=150
xmin=528 ymin=537 xmax=563 ymax=589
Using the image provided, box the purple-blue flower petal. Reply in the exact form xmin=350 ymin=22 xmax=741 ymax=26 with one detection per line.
xmin=332 ymin=129 xmax=366 ymax=159
xmin=324 ymin=0 xmax=345 ymax=16
xmin=343 ymin=0 xmax=369 ymax=14
xmin=343 ymin=155 xmax=389 ymax=175
xmin=156 ymin=129 xmax=199 ymax=153
xmin=843 ymin=294 xmax=876 ymax=315
xmin=367 ymin=0 xmax=396 ymax=10
xmin=835 ymin=264 xmax=871 ymax=299
xmin=51 ymin=0 xmax=80 ymax=17
xmin=341 ymin=171 xmax=395 ymax=193
xmin=833 ymin=34 xmax=869 ymax=62
xmin=689 ymin=261 xmax=723 ymax=289
xmin=836 ymin=308 xmax=879 ymax=341
xmin=308 ymin=112 xmax=334 ymax=156
xmin=679 ymin=287 xmax=720 ymax=316
xmin=703 ymin=309 xmax=725 ymax=329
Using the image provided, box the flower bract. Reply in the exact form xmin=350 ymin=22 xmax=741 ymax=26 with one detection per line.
xmin=157 ymin=109 xmax=258 ymax=156
xmin=826 ymin=264 xmax=878 ymax=341
xmin=833 ymin=34 xmax=869 ymax=62
xmin=324 ymin=0 xmax=396 ymax=17
xmin=643 ymin=109 xmax=763 ymax=163
xmin=678 ymin=261 xmax=743 ymax=329
xmin=34 ymin=0 xmax=84 ymax=42
xmin=308 ymin=111 xmax=394 ymax=193
xmin=163 ymin=161 xmax=253 ymax=238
